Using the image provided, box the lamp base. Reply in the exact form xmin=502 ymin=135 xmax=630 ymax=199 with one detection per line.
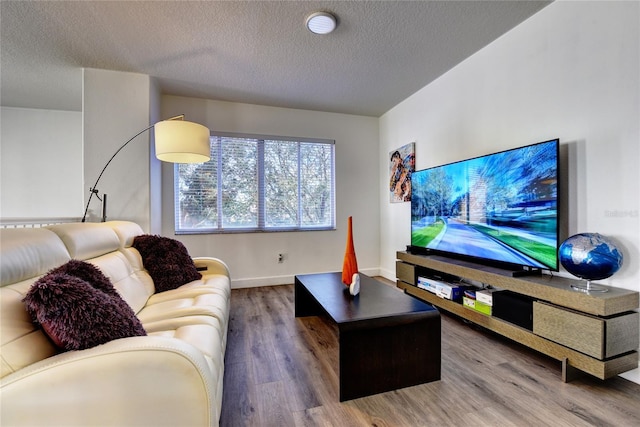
xmin=571 ymin=280 xmax=609 ymax=293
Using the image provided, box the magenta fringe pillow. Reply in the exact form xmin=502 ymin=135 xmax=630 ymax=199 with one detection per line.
xmin=132 ymin=235 xmax=202 ymax=293
xmin=45 ymin=259 xmax=135 ymax=318
xmin=23 ymin=261 xmax=146 ymax=351
xmin=47 ymin=259 xmax=118 ymax=297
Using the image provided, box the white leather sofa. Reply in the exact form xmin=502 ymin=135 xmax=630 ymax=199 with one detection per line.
xmin=0 ymin=221 xmax=230 ymax=426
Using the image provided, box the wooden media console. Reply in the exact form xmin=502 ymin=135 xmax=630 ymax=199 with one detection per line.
xmin=396 ymin=251 xmax=639 ymax=381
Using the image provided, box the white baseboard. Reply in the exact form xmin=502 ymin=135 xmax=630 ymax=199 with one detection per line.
xmin=620 ymin=366 xmax=640 ymax=385
xmin=231 ymin=268 xmax=381 ymax=289
xmin=231 ymin=275 xmax=294 ymax=289
xmin=378 ymin=267 xmax=396 ymax=282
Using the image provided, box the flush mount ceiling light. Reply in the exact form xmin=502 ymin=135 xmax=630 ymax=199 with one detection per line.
xmin=306 ymin=11 xmax=337 ymax=35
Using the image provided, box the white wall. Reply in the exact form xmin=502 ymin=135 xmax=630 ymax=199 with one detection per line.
xmin=0 ymin=107 xmax=82 ymax=218
xmin=379 ymin=1 xmax=639 ymax=382
xmin=83 ymin=69 xmax=152 ymax=230
xmin=161 ymin=96 xmax=380 ymax=288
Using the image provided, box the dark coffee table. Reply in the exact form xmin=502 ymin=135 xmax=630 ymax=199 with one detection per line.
xmin=295 ymin=272 xmax=441 ymax=401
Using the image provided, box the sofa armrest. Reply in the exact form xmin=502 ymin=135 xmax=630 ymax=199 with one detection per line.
xmin=0 ymin=336 xmax=218 ymax=427
xmin=193 ymin=257 xmax=230 ymax=278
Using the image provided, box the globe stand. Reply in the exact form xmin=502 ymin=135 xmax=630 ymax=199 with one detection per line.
xmin=571 ymin=279 xmax=609 ymax=293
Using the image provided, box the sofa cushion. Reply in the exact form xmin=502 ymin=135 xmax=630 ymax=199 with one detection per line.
xmin=89 ymin=250 xmax=155 ymax=315
xmin=108 ymin=220 xmax=146 ymax=248
xmin=138 ymin=292 xmax=229 ymax=328
xmin=0 ymin=228 xmax=71 ymax=287
xmin=132 ymin=235 xmax=202 ymax=293
xmin=47 ymin=222 xmax=120 ymax=261
xmin=23 ymin=270 xmax=146 ymax=351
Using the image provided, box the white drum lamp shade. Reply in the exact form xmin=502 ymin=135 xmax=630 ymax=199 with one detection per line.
xmin=155 ymin=120 xmax=211 ymax=163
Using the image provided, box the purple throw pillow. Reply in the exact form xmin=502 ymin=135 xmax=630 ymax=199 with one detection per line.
xmin=23 ymin=268 xmax=146 ymax=351
xmin=45 ymin=260 xmax=135 ymax=323
xmin=47 ymin=259 xmax=118 ymax=298
xmin=132 ymin=235 xmax=202 ymax=293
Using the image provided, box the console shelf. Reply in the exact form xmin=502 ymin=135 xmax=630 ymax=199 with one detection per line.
xmin=396 ymin=251 xmax=639 ymax=381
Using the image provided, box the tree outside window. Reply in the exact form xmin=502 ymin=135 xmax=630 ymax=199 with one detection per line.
xmin=175 ymin=133 xmax=335 ymax=234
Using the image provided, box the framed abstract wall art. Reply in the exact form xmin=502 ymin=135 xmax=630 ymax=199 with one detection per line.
xmin=389 ymin=142 xmax=415 ymax=203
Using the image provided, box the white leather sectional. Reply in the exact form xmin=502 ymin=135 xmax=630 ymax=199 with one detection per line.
xmin=0 ymin=221 xmax=230 ymax=426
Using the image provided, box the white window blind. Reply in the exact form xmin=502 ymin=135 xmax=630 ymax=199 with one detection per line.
xmin=175 ymin=132 xmax=335 ymax=234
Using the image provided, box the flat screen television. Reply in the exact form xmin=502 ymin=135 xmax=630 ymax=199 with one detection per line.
xmin=410 ymin=139 xmax=559 ymax=274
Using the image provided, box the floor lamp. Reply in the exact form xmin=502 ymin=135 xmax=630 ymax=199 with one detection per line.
xmin=81 ymin=115 xmax=210 ymax=222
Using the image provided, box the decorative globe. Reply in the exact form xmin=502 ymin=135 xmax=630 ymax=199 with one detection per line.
xmin=558 ymin=233 xmax=623 ymax=281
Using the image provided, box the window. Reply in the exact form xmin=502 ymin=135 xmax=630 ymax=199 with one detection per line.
xmin=175 ymin=132 xmax=335 ymax=234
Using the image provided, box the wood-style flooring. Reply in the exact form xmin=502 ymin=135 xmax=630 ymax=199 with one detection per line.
xmin=220 ymin=281 xmax=640 ymax=427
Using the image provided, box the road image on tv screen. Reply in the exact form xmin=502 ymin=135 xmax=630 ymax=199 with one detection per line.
xmin=411 ymin=139 xmax=558 ymax=270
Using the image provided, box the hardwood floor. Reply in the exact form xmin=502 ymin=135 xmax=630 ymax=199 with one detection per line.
xmin=220 ymin=281 xmax=640 ymax=427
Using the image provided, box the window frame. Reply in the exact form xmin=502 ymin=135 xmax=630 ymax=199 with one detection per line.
xmin=174 ymin=131 xmax=336 ymax=235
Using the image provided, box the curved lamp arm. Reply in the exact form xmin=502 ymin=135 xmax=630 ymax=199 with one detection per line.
xmin=81 ymin=124 xmax=155 ymax=222
xmin=81 ymin=115 xmax=208 ymax=223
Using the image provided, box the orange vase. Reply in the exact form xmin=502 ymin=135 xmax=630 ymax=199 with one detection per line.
xmin=342 ymin=216 xmax=359 ymax=285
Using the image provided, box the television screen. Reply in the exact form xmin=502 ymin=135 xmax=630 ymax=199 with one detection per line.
xmin=410 ymin=139 xmax=559 ymax=271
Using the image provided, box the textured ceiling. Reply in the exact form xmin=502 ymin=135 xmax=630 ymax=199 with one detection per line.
xmin=1 ymin=1 xmax=551 ymax=117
